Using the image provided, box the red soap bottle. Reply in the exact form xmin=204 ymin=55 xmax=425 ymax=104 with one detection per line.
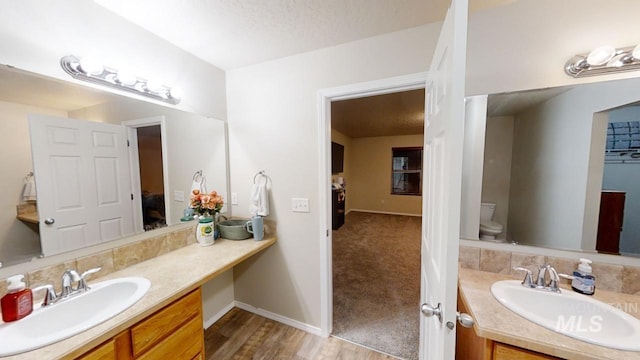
xmin=1 ymin=275 xmax=33 ymax=322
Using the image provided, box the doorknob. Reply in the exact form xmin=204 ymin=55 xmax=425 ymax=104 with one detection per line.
xmin=457 ymin=312 xmax=474 ymax=328
xmin=43 ymin=218 xmax=55 ymax=225
xmin=420 ymin=302 xmax=443 ymax=323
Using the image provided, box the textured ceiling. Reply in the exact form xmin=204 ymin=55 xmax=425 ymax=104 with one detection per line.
xmin=94 ymin=0 xmax=515 ymax=70
xmin=332 ymin=89 xmax=425 ymax=138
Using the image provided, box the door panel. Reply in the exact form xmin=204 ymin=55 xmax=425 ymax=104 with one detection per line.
xmin=30 ymin=114 xmax=134 ymax=256
xmin=419 ymin=0 xmax=468 ymax=359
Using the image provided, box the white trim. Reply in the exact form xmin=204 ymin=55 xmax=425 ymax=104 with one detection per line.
xmin=203 ymin=301 xmax=235 ymax=329
xmin=318 ymin=72 xmax=428 ymax=338
xmin=348 ymin=209 xmax=422 ymax=217
xmin=234 ymin=301 xmax=323 ymax=336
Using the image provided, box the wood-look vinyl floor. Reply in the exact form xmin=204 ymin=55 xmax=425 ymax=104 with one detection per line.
xmin=205 ymin=308 xmax=396 ymax=360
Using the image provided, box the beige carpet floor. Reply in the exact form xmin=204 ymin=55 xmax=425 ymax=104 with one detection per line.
xmin=332 ymin=211 xmax=421 ymax=360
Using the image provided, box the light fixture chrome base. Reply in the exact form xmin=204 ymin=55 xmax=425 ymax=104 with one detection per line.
xmin=565 ymin=46 xmax=640 ymax=78
xmin=60 ymin=55 xmax=180 ymax=105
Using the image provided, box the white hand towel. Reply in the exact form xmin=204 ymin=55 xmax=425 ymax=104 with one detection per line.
xmin=249 ymin=181 xmax=269 ymax=217
xmin=22 ymin=173 xmax=36 ymax=202
xmin=191 ymin=173 xmax=207 ymax=194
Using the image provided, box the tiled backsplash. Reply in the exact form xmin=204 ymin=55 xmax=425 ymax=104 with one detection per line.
xmin=0 ymin=226 xmax=195 ymax=300
xmin=459 ymin=246 xmax=640 ymax=295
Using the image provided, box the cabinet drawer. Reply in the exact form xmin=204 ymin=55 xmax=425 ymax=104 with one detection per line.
xmin=493 ymin=343 xmax=559 ymax=360
xmin=76 ymin=330 xmax=131 ymax=360
xmin=137 ymin=315 xmax=203 ymax=360
xmin=131 ymin=289 xmax=202 ymax=357
xmin=76 ymin=338 xmax=115 ymax=360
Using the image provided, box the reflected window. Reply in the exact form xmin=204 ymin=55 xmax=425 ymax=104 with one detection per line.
xmin=391 ymin=147 xmax=423 ymax=195
xmin=607 ymin=121 xmax=640 ymax=151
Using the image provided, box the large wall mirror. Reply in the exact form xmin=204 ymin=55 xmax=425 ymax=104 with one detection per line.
xmin=477 ymin=76 xmax=640 ymax=258
xmin=0 ymin=65 xmax=228 ymax=268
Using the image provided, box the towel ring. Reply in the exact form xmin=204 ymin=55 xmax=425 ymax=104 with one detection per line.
xmin=193 ymin=170 xmax=203 ymax=182
xmin=253 ymin=170 xmax=271 ymax=185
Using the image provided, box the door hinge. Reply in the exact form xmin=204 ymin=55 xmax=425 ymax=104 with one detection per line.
xmin=131 ymin=193 xmax=134 ymax=200
xmin=326 ymin=230 xmax=329 ymax=237
xmin=127 ymin=139 xmax=130 ymax=147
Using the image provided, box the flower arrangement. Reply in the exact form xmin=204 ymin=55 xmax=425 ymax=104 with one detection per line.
xmin=190 ymin=189 xmax=224 ymax=217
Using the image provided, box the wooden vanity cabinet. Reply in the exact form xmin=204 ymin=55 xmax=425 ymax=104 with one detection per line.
xmin=76 ymin=288 xmax=204 ymax=360
xmin=456 ymin=293 xmax=561 ymax=360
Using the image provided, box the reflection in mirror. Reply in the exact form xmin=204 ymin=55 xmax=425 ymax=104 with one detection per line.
xmin=480 ymin=77 xmax=640 ymax=257
xmin=0 ymin=66 xmax=228 ymax=268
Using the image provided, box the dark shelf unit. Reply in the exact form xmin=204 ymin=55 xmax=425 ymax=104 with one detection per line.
xmin=332 ymin=189 xmax=345 ymax=230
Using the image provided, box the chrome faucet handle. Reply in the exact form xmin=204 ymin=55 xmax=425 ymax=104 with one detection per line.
xmin=60 ymin=269 xmax=81 ymax=297
xmin=513 ymin=267 xmax=535 ymax=288
xmin=33 ymin=284 xmax=58 ymax=306
xmin=545 ymin=264 xmax=561 ymax=293
xmin=77 ymin=267 xmax=102 ymax=292
xmin=559 ymin=273 xmax=575 ymax=281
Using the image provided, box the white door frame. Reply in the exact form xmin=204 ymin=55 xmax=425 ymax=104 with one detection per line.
xmin=317 ymin=72 xmax=428 ymax=337
xmin=122 ymin=116 xmax=171 ymax=229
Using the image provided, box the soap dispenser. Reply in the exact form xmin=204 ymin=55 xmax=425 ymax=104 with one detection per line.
xmin=1 ymin=275 xmax=33 ymax=322
xmin=571 ymin=258 xmax=596 ymax=295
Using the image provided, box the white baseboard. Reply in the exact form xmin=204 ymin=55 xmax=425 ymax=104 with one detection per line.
xmin=203 ymin=301 xmax=235 ymax=329
xmin=349 ymin=209 xmax=422 ymax=217
xmin=234 ymin=301 xmax=323 ymax=337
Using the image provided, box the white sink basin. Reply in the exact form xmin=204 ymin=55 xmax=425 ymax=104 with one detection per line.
xmin=0 ymin=276 xmax=150 ymax=356
xmin=491 ymin=280 xmax=640 ymax=351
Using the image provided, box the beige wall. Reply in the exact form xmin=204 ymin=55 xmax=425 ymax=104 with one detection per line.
xmin=481 ymin=116 xmax=514 ymax=241
xmin=349 ymin=135 xmax=423 ymax=215
xmin=228 ymin=23 xmax=441 ymax=329
xmin=0 ymin=100 xmax=67 ymax=265
xmin=138 ymin=128 xmax=164 ymax=195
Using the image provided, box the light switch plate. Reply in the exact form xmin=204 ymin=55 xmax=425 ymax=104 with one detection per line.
xmin=292 ymin=198 xmax=310 ymax=213
xmin=174 ymin=190 xmax=184 ymax=202
xmin=231 ymin=192 xmax=238 ymax=205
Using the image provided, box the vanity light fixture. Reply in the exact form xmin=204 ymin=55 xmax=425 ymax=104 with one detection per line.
xmin=60 ymin=55 xmax=181 ymax=105
xmin=565 ymin=44 xmax=640 ymax=78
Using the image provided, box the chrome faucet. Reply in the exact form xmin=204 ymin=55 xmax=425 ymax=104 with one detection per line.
xmin=514 ymin=264 xmax=561 ymax=293
xmin=60 ymin=269 xmax=81 ymax=298
xmin=32 ymin=267 xmax=102 ymax=307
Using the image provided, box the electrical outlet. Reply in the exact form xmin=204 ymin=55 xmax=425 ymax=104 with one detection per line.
xmin=174 ymin=190 xmax=184 ymax=202
xmin=231 ymin=192 xmax=238 ymax=205
xmin=292 ymin=198 xmax=310 ymax=213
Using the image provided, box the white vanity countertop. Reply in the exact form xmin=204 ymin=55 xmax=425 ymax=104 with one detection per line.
xmin=458 ymin=267 xmax=640 ymax=360
xmin=1 ymin=237 xmax=277 ymax=360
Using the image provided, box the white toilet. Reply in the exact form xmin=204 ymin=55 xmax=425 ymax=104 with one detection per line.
xmin=479 ymin=203 xmax=503 ymax=240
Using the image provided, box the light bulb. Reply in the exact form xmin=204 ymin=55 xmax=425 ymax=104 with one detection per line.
xmin=79 ymin=57 xmax=104 ymax=75
xmin=632 ymin=44 xmax=640 ymax=60
xmin=145 ymin=79 xmax=163 ymax=93
xmin=169 ymin=87 xmax=183 ymax=100
xmin=586 ymin=46 xmax=616 ymax=66
xmin=116 ymin=69 xmax=137 ymax=86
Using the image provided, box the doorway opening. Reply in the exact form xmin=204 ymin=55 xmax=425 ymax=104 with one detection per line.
xmin=319 ymin=74 xmax=427 ymax=360
xmin=123 ymin=116 xmax=170 ymax=233
xmin=136 ymin=125 xmax=166 ymax=231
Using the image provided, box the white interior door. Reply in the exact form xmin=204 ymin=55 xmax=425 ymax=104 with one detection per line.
xmin=29 ymin=114 xmax=134 ymax=256
xmin=419 ymin=0 xmax=468 ymax=359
